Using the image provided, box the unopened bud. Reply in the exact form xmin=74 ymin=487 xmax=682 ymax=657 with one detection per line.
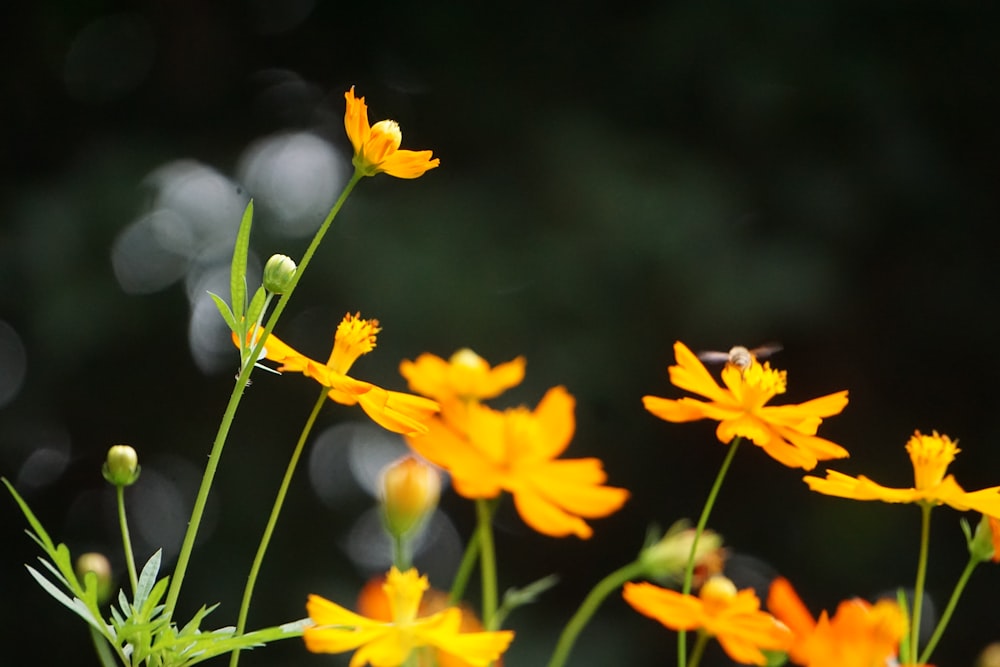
xmin=970 ymin=514 xmax=1000 ymax=563
xmin=639 ymin=521 xmax=724 ymax=584
xmin=379 ymin=455 xmax=441 ymax=539
xmin=262 ymin=254 xmax=297 ymax=294
xmin=102 ymin=444 xmax=140 ymax=487
xmin=76 ymin=552 xmax=113 ymax=603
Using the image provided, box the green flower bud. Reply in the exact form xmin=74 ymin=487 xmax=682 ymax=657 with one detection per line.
xmin=76 ymin=552 xmax=113 ymax=603
xmin=262 ymin=254 xmax=297 ymax=294
xmin=638 ymin=520 xmax=724 ymax=583
xmin=102 ymin=444 xmax=140 ymax=487
xmin=969 ymin=514 xmax=999 ymax=563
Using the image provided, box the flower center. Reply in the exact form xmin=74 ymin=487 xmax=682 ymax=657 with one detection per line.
xmin=906 ymin=430 xmax=959 ymax=490
xmin=700 ymin=575 xmax=738 ymax=615
xmin=365 ymin=120 xmax=403 ymax=164
xmin=328 ymin=313 xmax=380 ymax=374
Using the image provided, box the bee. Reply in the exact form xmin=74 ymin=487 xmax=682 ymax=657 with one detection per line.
xmin=697 ymin=344 xmax=783 ymax=372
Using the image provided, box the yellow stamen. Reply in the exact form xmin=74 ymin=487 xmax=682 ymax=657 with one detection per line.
xmin=328 ymin=313 xmax=380 ymax=374
xmin=907 ymin=430 xmax=959 ymax=490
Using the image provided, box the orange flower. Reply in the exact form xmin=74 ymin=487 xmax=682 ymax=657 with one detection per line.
xmin=623 ymin=575 xmax=792 ymax=665
xmin=305 ymin=567 xmax=513 ymax=667
xmin=767 ymin=576 xmax=907 ymax=667
xmin=406 ymin=386 xmax=629 ymax=538
xmin=345 ymin=86 xmax=440 ymax=179
xmin=642 ymin=341 xmax=849 ymax=470
xmin=238 ymin=313 xmax=439 ymax=435
xmin=400 ymin=349 xmax=525 ymax=404
xmin=803 ymin=430 xmax=1000 ymax=518
xmin=356 ymin=573 xmax=503 ymax=667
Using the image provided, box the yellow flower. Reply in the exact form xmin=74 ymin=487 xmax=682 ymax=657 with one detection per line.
xmin=406 ymin=386 xmax=629 ymax=538
xmin=623 ymin=575 xmax=792 ymax=665
xmin=345 ymin=86 xmax=440 ymax=179
xmin=803 ymin=430 xmax=1000 ymax=517
xmin=642 ymin=341 xmax=849 ymax=470
xmin=239 ymin=313 xmax=439 ymax=435
xmin=305 ymin=567 xmax=513 ymax=667
xmin=767 ymin=576 xmax=907 ymax=667
xmin=400 ymin=349 xmax=526 ymax=404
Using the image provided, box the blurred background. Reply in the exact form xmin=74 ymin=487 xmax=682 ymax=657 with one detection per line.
xmin=2 ymin=1 xmax=1000 ymax=665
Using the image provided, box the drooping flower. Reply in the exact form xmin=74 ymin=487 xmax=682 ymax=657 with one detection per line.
xmin=305 ymin=567 xmax=513 ymax=667
xmin=355 ymin=572 xmax=503 ymax=667
xmin=803 ymin=430 xmax=1000 ymax=518
xmin=642 ymin=341 xmax=849 ymax=470
xmin=237 ymin=313 xmax=439 ymax=435
xmin=406 ymin=386 xmax=629 ymax=539
xmin=766 ymin=576 xmax=907 ymax=667
xmin=345 ymin=86 xmax=440 ymax=179
xmin=623 ymin=575 xmax=792 ymax=665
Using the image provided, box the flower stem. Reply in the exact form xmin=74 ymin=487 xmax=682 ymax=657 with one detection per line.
xmin=476 ymin=498 xmax=499 ymax=629
xmin=919 ymin=540 xmax=978 ymax=663
xmin=448 ymin=529 xmax=481 ymax=605
xmin=678 ymin=436 xmax=742 ymax=667
xmin=88 ymin=626 xmax=118 ymax=667
xmin=910 ymin=504 xmax=932 ymax=660
xmin=229 ymin=387 xmax=328 ymax=667
xmin=116 ymin=485 xmax=138 ymax=595
xmin=688 ymin=631 xmax=710 ymax=667
xmin=545 ymin=559 xmax=646 ymax=667
xmin=163 ymin=170 xmax=364 ymax=620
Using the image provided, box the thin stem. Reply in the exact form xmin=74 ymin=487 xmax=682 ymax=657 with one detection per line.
xmin=910 ymin=504 xmax=933 ymax=660
xmin=88 ymin=626 xmax=119 ymax=667
xmin=476 ymin=499 xmax=499 ymax=629
xmin=687 ymin=631 xmax=710 ymax=667
xmin=116 ymin=485 xmax=138 ymax=595
xmin=545 ymin=560 xmax=646 ymax=667
xmin=163 ymin=170 xmax=364 ymax=619
xmin=229 ymin=388 xmax=328 ymax=667
xmin=448 ymin=529 xmax=481 ymax=605
xmin=678 ymin=436 xmax=742 ymax=667
xmin=919 ymin=543 xmax=978 ymax=663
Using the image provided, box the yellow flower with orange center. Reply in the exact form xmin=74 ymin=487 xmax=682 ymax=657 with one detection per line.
xmin=345 ymin=86 xmax=440 ymax=179
xmin=767 ymin=576 xmax=907 ymax=667
xmin=642 ymin=341 xmax=849 ymax=470
xmin=803 ymin=430 xmax=1000 ymax=517
xmin=405 ymin=386 xmax=629 ymax=539
xmin=305 ymin=567 xmax=513 ymax=667
xmin=237 ymin=313 xmax=439 ymax=435
xmin=623 ymin=575 xmax=792 ymax=665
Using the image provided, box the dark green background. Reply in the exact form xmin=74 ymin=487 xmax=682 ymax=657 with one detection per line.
xmin=2 ymin=2 xmax=1000 ymax=665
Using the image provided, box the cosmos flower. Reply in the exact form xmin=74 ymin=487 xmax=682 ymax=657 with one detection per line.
xmin=238 ymin=313 xmax=439 ymax=435
xmin=623 ymin=575 xmax=792 ymax=665
xmin=406 ymin=386 xmax=629 ymax=538
xmin=767 ymin=576 xmax=907 ymax=667
xmin=305 ymin=567 xmax=513 ymax=667
xmin=642 ymin=341 xmax=849 ymax=470
xmin=803 ymin=430 xmax=1000 ymax=518
xmin=345 ymin=86 xmax=440 ymax=178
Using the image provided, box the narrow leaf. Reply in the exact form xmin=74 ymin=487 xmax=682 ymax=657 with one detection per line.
xmin=4 ymin=478 xmax=57 ymax=553
xmin=26 ymin=565 xmax=105 ymax=633
xmin=231 ymin=199 xmax=254 ymax=319
xmin=245 ymin=286 xmax=267 ymax=332
xmin=208 ymin=291 xmax=239 ymax=334
xmin=134 ymin=549 xmax=162 ymax=609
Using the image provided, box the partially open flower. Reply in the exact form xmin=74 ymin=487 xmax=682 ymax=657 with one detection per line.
xmin=344 ymin=87 xmax=440 ymax=179
xmin=380 ymin=455 xmax=441 ymax=539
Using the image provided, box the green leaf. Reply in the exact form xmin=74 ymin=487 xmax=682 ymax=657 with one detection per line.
xmin=134 ymin=549 xmax=162 ymax=610
xmin=26 ymin=565 xmax=105 ymax=634
xmin=231 ymin=199 xmax=254 ymax=319
xmin=3 ymin=478 xmax=57 ymax=554
xmin=208 ymin=291 xmax=239 ymax=335
xmin=245 ymin=285 xmax=267 ymax=332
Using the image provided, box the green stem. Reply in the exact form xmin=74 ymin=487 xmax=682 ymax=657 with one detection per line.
xmin=229 ymin=388 xmax=328 ymax=667
xmin=678 ymin=436 xmax=742 ymax=667
xmin=88 ymin=625 xmax=119 ymax=667
xmin=116 ymin=485 xmax=138 ymax=595
xmin=476 ymin=499 xmax=499 ymax=629
xmin=545 ymin=560 xmax=646 ymax=667
xmin=910 ymin=504 xmax=932 ymax=660
xmin=687 ymin=631 xmax=710 ymax=667
xmin=163 ymin=170 xmax=364 ymax=619
xmin=392 ymin=533 xmax=413 ymax=571
xmin=919 ymin=536 xmax=977 ymax=664
xmin=448 ymin=529 xmax=481 ymax=605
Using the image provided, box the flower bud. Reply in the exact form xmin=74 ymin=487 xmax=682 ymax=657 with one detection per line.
xmin=102 ymin=444 xmax=140 ymax=487
xmin=76 ymin=552 xmax=113 ymax=603
xmin=379 ymin=455 xmax=441 ymax=539
xmin=262 ymin=253 xmax=297 ymax=294
xmin=969 ymin=514 xmax=1000 ymax=563
xmin=639 ymin=521 xmax=724 ymax=584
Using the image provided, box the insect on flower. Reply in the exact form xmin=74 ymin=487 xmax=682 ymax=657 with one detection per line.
xmin=697 ymin=344 xmax=783 ymax=372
